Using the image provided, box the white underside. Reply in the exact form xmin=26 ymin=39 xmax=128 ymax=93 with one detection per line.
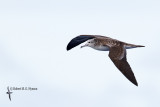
xmin=91 ymin=45 xmax=136 ymax=51
xmin=91 ymin=45 xmax=110 ymax=51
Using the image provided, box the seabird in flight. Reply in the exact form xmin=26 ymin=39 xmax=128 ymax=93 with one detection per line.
xmin=66 ymin=35 xmax=145 ymax=86
xmin=6 ymin=86 xmax=12 ymax=101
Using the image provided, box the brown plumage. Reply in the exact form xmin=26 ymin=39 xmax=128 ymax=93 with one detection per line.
xmin=67 ymin=35 xmax=145 ymax=86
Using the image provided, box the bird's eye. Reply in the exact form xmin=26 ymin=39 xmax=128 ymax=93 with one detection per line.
xmin=88 ymin=42 xmax=90 ymax=43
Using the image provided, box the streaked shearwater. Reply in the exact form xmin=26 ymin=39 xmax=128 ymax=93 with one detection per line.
xmin=6 ymin=86 xmax=12 ymax=101
xmin=66 ymin=35 xmax=145 ymax=86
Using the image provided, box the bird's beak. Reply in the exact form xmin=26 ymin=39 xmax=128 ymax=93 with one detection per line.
xmin=81 ymin=44 xmax=88 ymax=48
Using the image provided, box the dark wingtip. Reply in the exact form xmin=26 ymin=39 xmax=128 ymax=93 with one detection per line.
xmin=134 ymin=82 xmax=138 ymax=86
xmin=66 ymin=45 xmax=71 ymax=51
xmin=66 ymin=35 xmax=95 ymax=51
xmin=66 ymin=41 xmax=76 ymax=51
xmin=131 ymin=79 xmax=138 ymax=86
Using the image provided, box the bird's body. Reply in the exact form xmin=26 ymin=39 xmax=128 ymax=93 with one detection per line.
xmin=80 ymin=36 xmax=143 ymax=51
xmin=67 ymin=35 xmax=145 ymax=86
xmin=93 ymin=45 xmax=110 ymax=51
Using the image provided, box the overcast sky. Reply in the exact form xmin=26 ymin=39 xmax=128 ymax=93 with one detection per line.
xmin=0 ymin=0 xmax=160 ymax=107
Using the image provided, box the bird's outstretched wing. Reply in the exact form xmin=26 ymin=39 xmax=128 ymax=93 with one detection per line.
xmin=9 ymin=94 xmax=11 ymax=101
xmin=67 ymin=35 xmax=96 ymax=50
xmin=7 ymin=86 xmax=10 ymax=92
xmin=108 ymin=44 xmax=138 ymax=86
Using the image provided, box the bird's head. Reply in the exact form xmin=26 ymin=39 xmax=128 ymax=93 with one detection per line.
xmin=81 ymin=39 xmax=95 ymax=48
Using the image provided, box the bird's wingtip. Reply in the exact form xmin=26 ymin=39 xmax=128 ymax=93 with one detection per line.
xmin=135 ymin=83 xmax=138 ymax=87
xmin=133 ymin=81 xmax=138 ymax=86
xmin=66 ymin=46 xmax=71 ymax=51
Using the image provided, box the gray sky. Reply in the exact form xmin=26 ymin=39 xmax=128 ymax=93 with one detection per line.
xmin=0 ymin=0 xmax=160 ymax=107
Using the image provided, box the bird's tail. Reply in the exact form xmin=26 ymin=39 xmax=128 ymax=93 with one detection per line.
xmin=125 ymin=43 xmax=145 ymax=49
